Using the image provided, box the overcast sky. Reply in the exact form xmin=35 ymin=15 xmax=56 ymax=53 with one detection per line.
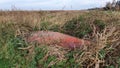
xmin=0 ymin=0 xmax=113 ymax=10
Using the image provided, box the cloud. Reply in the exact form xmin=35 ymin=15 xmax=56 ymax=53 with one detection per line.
xmin=15 ymin=0 xmax=66 ymax=10
xmin=0 ymin=0 xmax=113 ymax=10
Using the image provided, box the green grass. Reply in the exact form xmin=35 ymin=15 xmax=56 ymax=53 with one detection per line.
xmin=0 ymin=10 xmax=120 ymax=68
xmin=62 ymin=16 xmax=92 ymax=38
xmin=0 ymin=22 xmax=83 ymax=68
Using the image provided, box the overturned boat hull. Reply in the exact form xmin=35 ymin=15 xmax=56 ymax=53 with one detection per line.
xmin=26 ymin=31 xmax=90 ymax=49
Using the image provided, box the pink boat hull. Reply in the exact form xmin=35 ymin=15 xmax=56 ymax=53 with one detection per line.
xmin=26 ymin=31 xmax=90 ymax=49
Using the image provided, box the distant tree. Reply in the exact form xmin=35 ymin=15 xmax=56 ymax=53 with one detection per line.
xmin=116 ymin=0 xmax=120 ymax=6
xmin=105 ymin=2 xmax=112 ymax=10
xmin=115 ymin=0 xmax=120 ymax=10
xmin=104 ymin=0 xmax=120 ymax=10
xmin=112 ymin=0 xmax=116 ymax=7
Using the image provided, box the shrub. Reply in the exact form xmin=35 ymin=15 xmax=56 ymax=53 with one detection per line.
xmin=62 ymin=16 xmax=92 ymax=38
xmin=105 ymin=2 xmax=113 ymax=10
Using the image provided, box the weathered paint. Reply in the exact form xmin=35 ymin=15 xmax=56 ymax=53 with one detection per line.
xmin=26 ymin=31 xmax=91 ymax=49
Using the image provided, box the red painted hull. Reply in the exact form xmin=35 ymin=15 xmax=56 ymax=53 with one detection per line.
xmin=26 ymin=31 xmax=90 ymax=49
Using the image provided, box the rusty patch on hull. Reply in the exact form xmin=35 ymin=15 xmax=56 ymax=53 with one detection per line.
xmin=26 ymin=31 xmax=91 ymax=49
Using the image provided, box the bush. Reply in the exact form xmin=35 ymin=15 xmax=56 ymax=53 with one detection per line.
xmin=62 ymin=16 xmax=92 ymax=38
xmin=105 ymin=2 xmax=112 ymax=10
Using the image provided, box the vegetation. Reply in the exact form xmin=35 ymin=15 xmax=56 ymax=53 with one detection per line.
xmin=0 ymin=10 xmax=120 ymax=68
xmin=105 ymin=0 xmax=120 ymax=10
xmin=62 ymin=16 xmax=92 ymax=38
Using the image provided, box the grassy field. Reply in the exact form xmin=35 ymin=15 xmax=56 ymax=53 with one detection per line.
xmin=0 ymin=10 xmax=120 ymax=68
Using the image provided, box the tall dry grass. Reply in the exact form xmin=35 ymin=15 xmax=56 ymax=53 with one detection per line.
xmin=0 ymin=10 xmax=120 ymax=68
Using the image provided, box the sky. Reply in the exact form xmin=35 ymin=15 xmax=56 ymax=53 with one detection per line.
xmin=0 ymin=0 xmax=113 ymax=10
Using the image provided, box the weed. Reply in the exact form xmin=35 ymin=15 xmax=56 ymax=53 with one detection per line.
xmin=62 ymin=16 xmax=92 ymax=38
xmin=0 ymin=10 xmax=120 ymax=68
xmin=98 ymin=49 xmax=106 ymax=59
xmin=49 ymin=24 xmax=61 ymax=32
xmin=93 ymin=19 xmax=106 ymax=32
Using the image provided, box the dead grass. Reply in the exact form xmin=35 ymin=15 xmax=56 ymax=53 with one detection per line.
xmin=81 ymin=25 xmax=120 ymax=68
xmin=0 ymin=10 xmax=120 ymax=68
